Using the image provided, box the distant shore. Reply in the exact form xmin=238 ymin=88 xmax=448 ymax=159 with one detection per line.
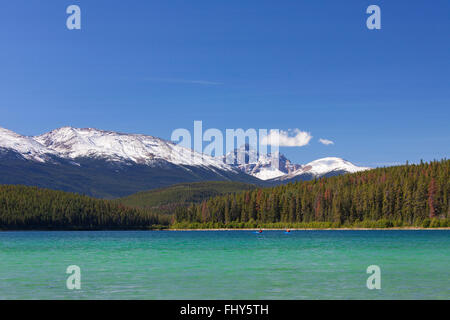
xmin=1 ymin=227 xmax=449 ymax=232
xmin=168 ymin=227 xmax=450 ymax=231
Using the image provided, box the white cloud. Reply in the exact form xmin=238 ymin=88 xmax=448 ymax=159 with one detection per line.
xmin=319 ymin=138 xmax=334 ymax=145
xmin=261 ymin=129 xmax=312 ymax=147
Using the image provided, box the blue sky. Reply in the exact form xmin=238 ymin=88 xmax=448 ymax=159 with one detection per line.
xmin=0 ymin=0 xmax=449 ymax=166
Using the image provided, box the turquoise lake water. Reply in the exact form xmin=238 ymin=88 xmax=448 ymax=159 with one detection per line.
xmin=0 ymin=230 xmax=449 ymax=299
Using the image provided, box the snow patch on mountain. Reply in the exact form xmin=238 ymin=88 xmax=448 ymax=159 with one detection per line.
xmin=277 ymin=157 xmax=370 ymax=181
xmin=0 ymin=127 xmax=56 ymax=162
xmin=253 ymin=167 xmax=286 ymax=180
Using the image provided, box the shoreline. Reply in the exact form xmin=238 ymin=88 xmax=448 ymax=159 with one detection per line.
xmin=168 ymin=227 xmax=450 ymax=231
xmin=1 ymin=227 xmax=449 ymax=232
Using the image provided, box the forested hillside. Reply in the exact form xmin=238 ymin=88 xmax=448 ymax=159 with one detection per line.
xmin=1 ymin=160 xmax=448 ymax=230
xmin=119 ymin=181 xmax=256 ymax=214
xmin=0 ymin=155 xmax=263 ymax=199
xmin=173 ymin=160 xmax=449 ymax=228
xmin=0 ymin=185 xmax=169 ymax=230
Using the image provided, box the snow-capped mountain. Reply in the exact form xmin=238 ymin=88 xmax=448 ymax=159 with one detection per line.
xmin=224 ymin=144 xmax=370 ymax=181
xmin=0 ymin=127 xmax=56 ymax=162
xmin=273 ymin=157 xmax=370 ymax=182
xmin=301 ymin=157 xmax=370 ymax=176
xmin=1 ymin=127 xmax=370 ymax=179
xmin=0 ymin=126 xmax=371 ymax=197
xmin=1 ymin=126 xmax=232 ymax=171
xmin=0 ymin=126 xmax=258 ymax=197
xmin=223 ymin=144 xmax=302 ymax=180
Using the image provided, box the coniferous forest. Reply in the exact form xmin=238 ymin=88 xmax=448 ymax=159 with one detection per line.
xmin=0 ymin=159 xmax=448 ymax=230
xmin=173 ymin=159 xmax=449 ymax=229
xmin=0 ymin=185 xmax=170 ymax=230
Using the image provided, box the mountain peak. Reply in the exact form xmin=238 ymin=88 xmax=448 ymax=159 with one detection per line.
xmin=275 ymin=156 xmax=370 ymax=181
xmin=223 ymin=144 xmax=302 ymax=180
xmin=0 ymin=126 xmax=232 ymax=170
xmin=0 ymin=126 xmax=56 ymax=162
xmin=34 ymin=126 xmax=232 ymax=169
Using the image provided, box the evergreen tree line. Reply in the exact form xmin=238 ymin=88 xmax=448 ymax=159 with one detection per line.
xmin=173 ymin=160 xmax=449 ymax=228
xmin=0 ymin=160 xmax=448 ymax=230
xmin=0 ymin=185 xmax=170 ymax=230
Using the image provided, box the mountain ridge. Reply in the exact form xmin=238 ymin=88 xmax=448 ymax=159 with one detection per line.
xmin=223 ymin=143 xmax=370 ymax=181
xmin=0 ymin=126 xmax=370 ymax=198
